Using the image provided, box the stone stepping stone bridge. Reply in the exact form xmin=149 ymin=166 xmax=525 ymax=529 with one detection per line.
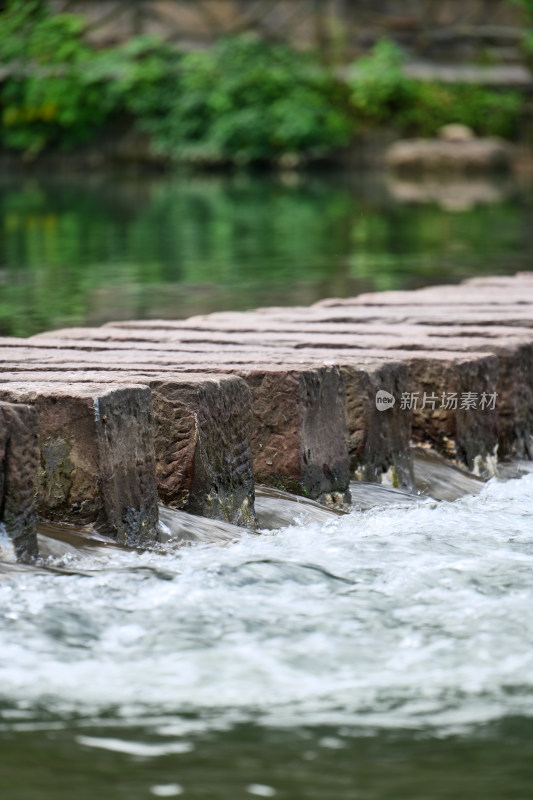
xmin=1 ymin=273 xmax=532 ymax=559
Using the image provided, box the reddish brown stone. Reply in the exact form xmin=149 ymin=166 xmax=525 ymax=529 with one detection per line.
xmin=5 ymin=271 xmax=533 ymax=486
xmin=0 ymin=368 xmax=256 ymax=526
xmin=402 ymin=352 xmax=499 ymax=474
xmin=148 ymin=375 xmax=255 ymax=526
xmin=0 ymin=401 xmax=40 ymax=561
xmin=234 ymin=365 xmax=350 ymax=499
xmin=0 ymin=358 xmax=349 ymax=502
xmin=0 ymin=383 xmax=159 ymax=545
xmin=339 ymin=360 xmax=413 ymax=488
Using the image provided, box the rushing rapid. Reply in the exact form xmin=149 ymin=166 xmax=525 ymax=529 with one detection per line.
xmin=1 ymin=474 xmax=533 ymax=736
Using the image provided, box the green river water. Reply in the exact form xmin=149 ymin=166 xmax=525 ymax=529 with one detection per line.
xmin=0 ymin=169 xmax=531 ymax=336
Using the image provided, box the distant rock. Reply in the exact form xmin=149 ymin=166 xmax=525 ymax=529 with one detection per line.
xmin=438 ymin=123 xmax=475 ymax=142
xmin=386 ymin=133 xmax=511 ymax=173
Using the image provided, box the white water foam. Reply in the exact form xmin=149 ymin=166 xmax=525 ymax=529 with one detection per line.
xmin=1 ymin=475 xmax=533 ymax=734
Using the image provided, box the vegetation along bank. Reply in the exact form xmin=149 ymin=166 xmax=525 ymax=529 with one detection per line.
xmin=0 ymin=0 xmax=531 ymax=168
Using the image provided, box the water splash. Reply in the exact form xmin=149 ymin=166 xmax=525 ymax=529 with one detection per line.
xmin=1 ymin=475 xmax=533 ymax=735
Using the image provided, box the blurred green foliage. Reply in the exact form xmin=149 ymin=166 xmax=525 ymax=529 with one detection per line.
xmin=513 ymin=1 xmax=533 ymax=65
xmin=131 ymin=35 xmax=353 ymax=164
xmin=0 ymin=0 xmax=178 ymax=155
xmin=0 ymin=2 xmax=526 ymax=162
xmin=0 ymin=0 xmax=352 ymax=162
xmin=348 ymin=39 xmax=523 ymax=139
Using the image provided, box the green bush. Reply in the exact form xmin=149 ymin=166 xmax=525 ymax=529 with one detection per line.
xmin=0 ymin=4 xmax=352 ymax=164
xmin=0 ymin=0 xmax=178 ymax=155
xmin=398 ymin=82 xmax=522 ymax=139
xmin=0 ymin=2 xmax=525 ymax=164
xmin=347 ymin=39 xmax=413 ymax=121
xmin=0 ymin=0 xmax=106 ymax=153
xmin=130 ymin=35 xmax=354 ymax=164
xmin=347 ymin=38 xmax=523 ymax=139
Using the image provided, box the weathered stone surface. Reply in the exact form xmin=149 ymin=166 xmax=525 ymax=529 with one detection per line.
xmin=0 ymin=336 xmax=498 ymax=480
xmin=99 ymin=314 xmax=526 ymax=465
xmin=1 ymin=369 xmax=256 ymax=526
xmin=2 ymin=359 xmax=398 ymax=491
xmin=5 ymin=271 xmax=533 ymax=488
xmin=340 ymin=361 xmax=413 ymax=488
xmin=0 ymin=358 xmax=349 ymax=503
xmin=0 ymin=401 xmax=40 ymax=561
xmin=237 ymin=366 xmax=350 ymax=500
xmin=0 ymin=383 xmax=159 ymax=545
xmin=81 ymin=318 xmax=529 ymax=466
xmin=402 ymin=352 xmax=499 ymax=475
xmin=269 ymin=330 xmax=533 ymax=463
xmin=148 ymin=375 xmax=255 ymax=527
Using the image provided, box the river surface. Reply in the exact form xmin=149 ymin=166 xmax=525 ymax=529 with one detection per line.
xmin=2 ymin=475 xmax=533 ymax=798
xmin=1 ymin=169 xmax=533 ymax=336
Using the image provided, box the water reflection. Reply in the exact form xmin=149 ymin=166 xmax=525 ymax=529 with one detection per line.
xmin=2 ymin=720 xmax=533 ymax=799
xmin=1 ymin=170 xmax=532 ymax=336
xmin=386 ymin=175 xmax=516 ymax=211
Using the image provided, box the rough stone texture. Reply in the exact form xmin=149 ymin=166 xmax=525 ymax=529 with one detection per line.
xmin=483 ymin=341 xmax=533 ymax=460
xmin=0 ymin=383 xmax=159 ymax=545
xmin=5 ymin=272 xmax=533 ymax=490
xmin=0 ymin=359 xmax=349 ymax=503
xmin=340 ymin=361 xmax=413 ymax=488
xmin=78 ymin=317 xmax=529 ymax=466
xmin=0 ymin=368 xmax=256 ymax=526
xmin=282 ymin=348 xmax=500 ymax=475
xmin=0 ymin=337 xmax=498 ymax=482
xmin=149 ymin=375 xmax=255 ymax=527
xmin=237 ymin=366 xmax=350 ymax=500
xmin=98 ymin=314 xmax=529 ymax=466
xmin=2 ymin=360 xmax=398 ymax=491
xmin=403 ymin=352 xmax=499 ymax=474
xmin=0 ymin=401 xmax=40 ymax=561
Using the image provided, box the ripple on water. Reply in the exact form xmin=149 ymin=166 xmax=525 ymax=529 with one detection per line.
xmin=1 ymin=475 xmax=533 ymax=733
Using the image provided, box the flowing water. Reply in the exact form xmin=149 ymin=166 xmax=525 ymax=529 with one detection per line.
xmin=2 ymin=475 xmax=533 ymax=798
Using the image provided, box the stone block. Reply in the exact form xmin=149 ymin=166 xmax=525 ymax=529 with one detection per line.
xmin=0 ymin=401 xmax=40 ymax=561
xmin=0 ymin=383 xmax=159 ymax=545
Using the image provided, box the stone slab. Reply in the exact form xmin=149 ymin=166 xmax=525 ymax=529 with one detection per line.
xmin=29 ymin=322 xmax=528 ymax=462
xmin=0 ymin=383 xmax=159 ymax=545
xmin=0 ymin=401 xmax=40 ymax=561
xmin=148 ymin=375 xmax=255 ymax=527
xmin=1 ymin=368 xmax=256 ymax=525
xmin=0 ymin=358 xmax=350 ymax=502
xmin=340 ymin=361 xmax=413 ymax=488
xmin=1 ymin=356 xmax=411 ymax=489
